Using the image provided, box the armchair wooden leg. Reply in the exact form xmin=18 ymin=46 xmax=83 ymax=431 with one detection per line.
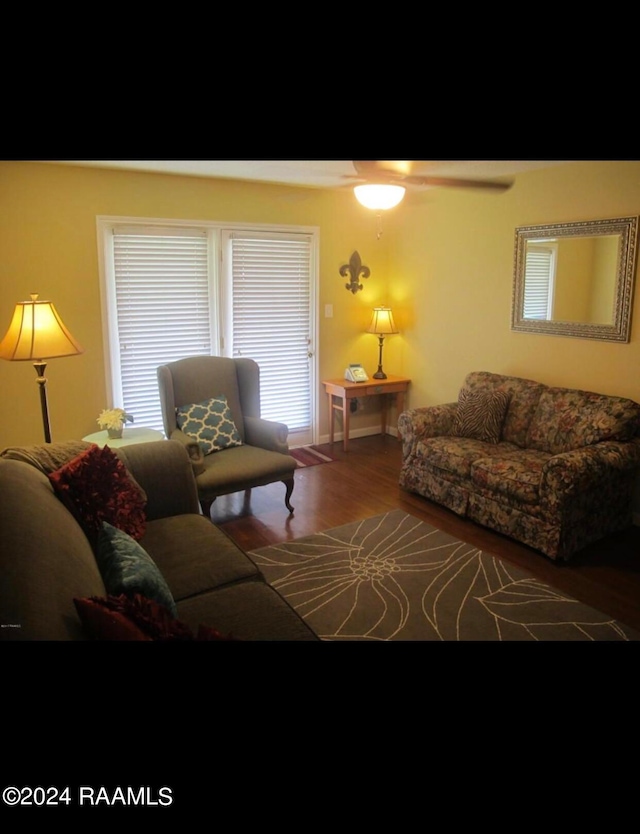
xmin=283 ymin=478 xmax=295 ymax=514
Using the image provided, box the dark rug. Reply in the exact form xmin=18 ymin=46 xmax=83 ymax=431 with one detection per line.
xmin=250 ymin=510 xmax=640 ymax=641
xmin=290 ymin=446 xmax=338 ymax=468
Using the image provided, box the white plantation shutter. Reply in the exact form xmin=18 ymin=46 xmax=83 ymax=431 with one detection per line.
xmin=523 ymin=244 xmax=555 ymax=319
xmin=111 ymin=226 xmax=213 ymax=431
xmin=101 ymin=219 xmax=317 ymax=443
xmin=226 ymin=231 xmax=312 ymax=432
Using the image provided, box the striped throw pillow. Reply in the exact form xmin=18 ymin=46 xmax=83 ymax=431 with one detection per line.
xmin=453 ymin=388 xmax=510 ymax=444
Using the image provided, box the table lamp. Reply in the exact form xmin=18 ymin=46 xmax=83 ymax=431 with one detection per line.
xmin=0 ymin=294 xmax=84 ymax=443
xmin=366 ymin=307 xmax=398 ymax=379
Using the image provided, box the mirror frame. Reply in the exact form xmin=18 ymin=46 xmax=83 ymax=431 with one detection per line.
xmin=511 ymin=215 xmax=638 ymax=342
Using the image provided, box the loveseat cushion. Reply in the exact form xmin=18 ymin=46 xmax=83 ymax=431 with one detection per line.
xmin=470 ymin=449 xmax=553 ymax=505
xmin=527 ymin=388 xmax=640 ymax=454
xmin=417 ymin=436 xmax=519 ymax=481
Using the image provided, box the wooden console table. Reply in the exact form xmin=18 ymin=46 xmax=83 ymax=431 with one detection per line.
xmin=322 ymin=375 xmax=411 ymax=451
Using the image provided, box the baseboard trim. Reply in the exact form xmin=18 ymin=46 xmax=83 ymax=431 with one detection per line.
xmin=318 ymin=426 xmax=398 ymax=445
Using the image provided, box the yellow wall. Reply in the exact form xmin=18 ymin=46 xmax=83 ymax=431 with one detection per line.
xmin=1 ymin=160 xmax=639 ymax=457
xmin=0 ymin=161 xmax=392 ymax=447
xmin=383 ymin=160 xmax=640 ymax=413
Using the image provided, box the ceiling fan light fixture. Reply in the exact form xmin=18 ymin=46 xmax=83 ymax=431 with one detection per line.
xmin=354 ymin=184 xmax=406 ymax=210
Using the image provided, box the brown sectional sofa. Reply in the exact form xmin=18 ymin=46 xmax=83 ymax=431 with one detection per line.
xmin=0 ymin=439 xmax=318 ymax=641
xmin=398 ymin=371 xmax=640 ymax=561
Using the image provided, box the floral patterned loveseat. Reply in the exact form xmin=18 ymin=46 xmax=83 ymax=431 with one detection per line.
xmin=398 ymin=371 xmax=640 ymax=561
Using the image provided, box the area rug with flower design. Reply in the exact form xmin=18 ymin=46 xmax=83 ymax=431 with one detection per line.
xmin=249 ymin=510 xmax=639 ymax=641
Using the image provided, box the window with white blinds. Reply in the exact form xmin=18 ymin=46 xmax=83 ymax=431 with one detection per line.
xmin=224 ymin=231 xmax=313 ymax=434
xmin=99 ymin=219 xmax=317 ymax=442
xmin=523 ymin=243 xmax=556 ymax=319
xmin=109 ymin=225 xmax=214 ymax=431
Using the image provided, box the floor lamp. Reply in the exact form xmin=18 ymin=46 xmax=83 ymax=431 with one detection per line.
xmin=366 ymin=307 xmax=398 ymax=379
xmin=0 ymin=294 xmax=84 ymax=443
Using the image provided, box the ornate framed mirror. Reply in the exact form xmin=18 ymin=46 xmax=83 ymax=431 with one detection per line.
xmin=511 ymin=216 xmax=638 ymax=341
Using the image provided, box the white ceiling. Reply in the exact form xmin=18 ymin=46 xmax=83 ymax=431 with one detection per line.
xmin=38 ymin=159 xmax=570 ymax=189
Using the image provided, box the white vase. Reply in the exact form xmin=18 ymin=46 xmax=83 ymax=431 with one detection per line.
xmin=107 ymin=427 xmax=123 ymax=439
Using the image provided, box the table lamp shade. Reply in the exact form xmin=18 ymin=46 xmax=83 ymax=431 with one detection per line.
xmin=366 ymin=307 xmax=398 ymax=380
xmin=366 ymin=307 xmax=398 ymax=336
xmin=0 ymin=295 xmax=84 ymax=360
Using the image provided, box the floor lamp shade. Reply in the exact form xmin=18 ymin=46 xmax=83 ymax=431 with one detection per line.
xmin=366 ymin=307 xmax=398 ymax=379
xmin=0 ymin=294 xmax=84 ymax=442
xmin=0 ymin=295 xmax=84 ymax=361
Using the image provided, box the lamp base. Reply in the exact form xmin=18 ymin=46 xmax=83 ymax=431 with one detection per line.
xmin=373 ymin=335 xmax=388 ymax=380
xmin=34 ymin=361 xmax=52 ymax=444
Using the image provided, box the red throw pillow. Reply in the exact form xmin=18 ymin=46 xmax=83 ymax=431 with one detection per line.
xmin=196 ymin=624 xmax=239 ymax=641
xmin=49 ymin=445 xmax=146 ymax=541
xmin=74 ymin=594 xmax=192 ymax=641
xmin=74 ymin=596 xmax=154 ymax=641
xmin=74 ymin=593 xmax=239 ymax=641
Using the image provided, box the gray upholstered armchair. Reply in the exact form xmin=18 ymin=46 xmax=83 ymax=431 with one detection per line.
xmin=157 ymin=356 xmax=296 ymax=517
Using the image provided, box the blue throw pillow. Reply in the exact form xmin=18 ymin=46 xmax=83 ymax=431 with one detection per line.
xmin=95 ymin=522 xmax=177 ymax=617
xmin=175 ymin=394 xmax=243 ymax=455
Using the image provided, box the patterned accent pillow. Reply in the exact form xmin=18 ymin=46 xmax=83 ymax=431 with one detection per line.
xmin=48 ymin=444 xmax=146 ymax=541
xmin=453 ymin=387 xmax=510 ymax=444
xmin=176 ymin=395 xmax=243 ymax=455
xmin=95 ymin=521 xmax=177 ymax=617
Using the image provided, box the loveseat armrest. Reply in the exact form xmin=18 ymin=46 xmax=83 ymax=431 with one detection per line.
xmin=243 ymin=415 xmax=290 ymax=454
xmin=116 ymin=440 xmax=201 ymax=520
xmin=541 ymin=439 xmax=640 ymax=512
xmin=398 ymin=403 xmax=457 ymax=458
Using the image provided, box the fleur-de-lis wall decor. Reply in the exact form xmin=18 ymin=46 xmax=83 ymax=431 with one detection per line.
xmin=340 ymin=251 xmax=371 ymax=294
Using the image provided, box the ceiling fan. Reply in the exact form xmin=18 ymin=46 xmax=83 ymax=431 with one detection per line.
xmin=346 ymin=160 xmax=513 ymax=209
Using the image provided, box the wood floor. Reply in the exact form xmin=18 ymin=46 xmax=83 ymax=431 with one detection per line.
xmin=211 ymin=434 xmax=640 ymax=633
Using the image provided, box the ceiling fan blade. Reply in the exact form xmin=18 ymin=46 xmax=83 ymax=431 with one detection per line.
xmin=405 ymin=174 xmax=513 ymax=191
xmin=352 ymin=162 xmax=512 ymax=191
xmin=352 ymin=160 xmax=411 ymax=177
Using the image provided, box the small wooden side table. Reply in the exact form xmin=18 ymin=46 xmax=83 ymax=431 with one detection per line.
xmin=322 ymin=375 xmax=411 ymax=452
xmin=82 ymin=427 xmax=165 ymax=448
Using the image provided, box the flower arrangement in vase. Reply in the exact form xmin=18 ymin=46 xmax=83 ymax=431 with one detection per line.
xmin=97 ymin=408 xmax=134 ymax=439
